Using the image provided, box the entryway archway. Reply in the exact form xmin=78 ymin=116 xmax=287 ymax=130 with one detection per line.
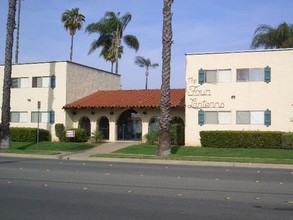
xmin=79 ymin=116 xmax=91 ymax=136
xmin=98 ymin=116 xmax=109 ymax=140
xmin=117 ymin=109 xmax=142 ymax=140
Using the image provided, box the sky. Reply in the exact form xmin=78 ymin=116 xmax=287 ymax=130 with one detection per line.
xmin=0 ymin=0 xmax=293 ymax=90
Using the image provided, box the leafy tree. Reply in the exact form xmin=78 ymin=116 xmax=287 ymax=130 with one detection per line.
xmin=251 ymin=22 xmax=293 ymax=49
xmin=134 ymin=56 xmax=159 ymax=89
xmin=86 ymin=11 xmax=139 ymax=74
xmin=157 ymin=0 xmax=173 ymax=157
xmin=0 ymin=0 xmax=17 ymax=149
xmin=61 ymin=8 xmax=85 ymax=61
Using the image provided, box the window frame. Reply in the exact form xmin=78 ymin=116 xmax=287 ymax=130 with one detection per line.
xmin=10 ymin=111 xmax=28 ymax=123
xmin=11 ymin=77 xmax=29 ymax=88
xmin=32 ymin=76 xmax=51 ymax=88
xmin=236 ymin=68 xmax=265 ymax=82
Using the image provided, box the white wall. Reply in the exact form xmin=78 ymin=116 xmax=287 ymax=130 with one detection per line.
xmin=185 ymin=49 xmax=293 ymax=146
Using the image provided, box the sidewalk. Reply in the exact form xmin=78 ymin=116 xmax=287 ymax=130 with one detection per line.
xmin=63 ymin=141 xmax=140 ymax=160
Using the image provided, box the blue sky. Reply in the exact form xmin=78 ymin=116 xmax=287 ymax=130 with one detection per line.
xmin=1 ymin=0 xmax=292 ymax=89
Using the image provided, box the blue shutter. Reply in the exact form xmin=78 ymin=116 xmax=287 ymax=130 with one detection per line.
xmin=198 ymin=68 xmax=205 ymax=85
xmin=264 ymin=109 xmax=271 ymax=127
xmin=50 ymin=75 xmax=56 ymax=89
xmin=264 ymin=66 xmax=271 ymax=83
xmin=49 ymin=110 xmax=55 ymax=124
xmin=198 ymin=109 xmax=204 ymax=126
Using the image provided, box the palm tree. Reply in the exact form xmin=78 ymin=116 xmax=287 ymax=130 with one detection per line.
xmin=0 ymin=0 xmax=17 ymax=149
xmin=15 ymin=0 xmax=22 ymax=63
xmin=157 ymin=0 xmax=173 ymax=157
xmin=61 ymin=8 xmax=85 ymax=61
xmin=86 ymin=11 xmax=139 ymax=74
xmin=251 ymin=22 xmax=293 ymax=49
xmin=134 ymin=56 xmax=159 ymax=90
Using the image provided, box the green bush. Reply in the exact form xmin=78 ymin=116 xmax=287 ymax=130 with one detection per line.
xmin=281 ymin=132 xmax=293 ymax=149
xmin=55 ymin=123 xmax=65 ymax=142
xmin=200 ymin=130 xmax=283 ymax=149
xmin=91 ymin=130 xmax=104 ymax=143
xmin=65 ymin=128 xmax=88 ymax=142
xmin=169 ymin=123 xmax=185 ymax=145
xmin=145 ymin=131 xmax=159 ymax=145
xmin=10 ymin=127 xmax=51 ymax=142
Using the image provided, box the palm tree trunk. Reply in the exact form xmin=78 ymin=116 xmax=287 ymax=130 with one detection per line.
xmin=145 ymin=67 xmax=149 ymax=90
xmin=70 ymin=34 xmax=74 ymax=61
xmin=114 ymin=30 xmax=120 ymax=74
xmin=157 ymin=0 xmax=173 ymax=157
xmin=15 ymin=0 xmax=21 ymax=63
xmin=1 ymin=0 xmax=17 ymax=149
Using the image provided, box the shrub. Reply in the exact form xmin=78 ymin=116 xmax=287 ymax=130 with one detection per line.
xmin=65 ymin=128 xmax=88 ymax=142
xmin=91 ymin=130 xmax=104 ymax=143
xmin=281 ymin=132 xmax=293 ymax=149
xmin=55 ymin=123 xmax=65 ymax=142
xmin=200 ymin=130 xmax=283 ymax=149
xmin=10 ymin=127 xmax=51 ymax=142
xmin=145 ymin=131 xmax=159 ymax=145
xmin=169 ymin=123 xmax=185 ymax=145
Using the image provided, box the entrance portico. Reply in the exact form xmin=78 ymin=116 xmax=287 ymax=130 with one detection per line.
xmin=64 ymin=89 xmax=185 ymax=143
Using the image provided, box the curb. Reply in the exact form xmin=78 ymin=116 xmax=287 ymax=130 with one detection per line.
xmin=1 ymin=152 xmax=293 ymax=170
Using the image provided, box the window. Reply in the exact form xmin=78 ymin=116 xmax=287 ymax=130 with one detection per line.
xmin=31 ymin=112 xmax=49 ymax=123
xmin=10 ymin=112 xmax=28 ymax=122
xmin=31 ymin=111 xmax=55 ymax=124
xmin=199 ymin=69 xmax=231 ymax=84
xmin=204 ymin=111 xmax=232 ymax=124
xmin=32 ymin=76 xmax=50 ymax=88
xmin=11 ymin=77 xmax=29 ymax=88
xmin=236 ymin=68 xmax=265 ymax=82
xmin=236 ymin=111 xmax=265 ymax=125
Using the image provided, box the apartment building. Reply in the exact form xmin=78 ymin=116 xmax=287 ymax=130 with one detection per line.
xmin=185 ymin=49 xmax=293 ymax=146
xmin=0 ymin=61 xmax=121 ymax=140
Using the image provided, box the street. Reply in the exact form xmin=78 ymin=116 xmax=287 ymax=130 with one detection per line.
xmin=0 ymin=156 xmax=292 ymax=220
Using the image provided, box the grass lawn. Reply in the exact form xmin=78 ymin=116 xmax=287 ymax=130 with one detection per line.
xmin=0 ymin=142 xmax=96 ymax=155
xmin=94 ymin=144 xmax=293 ymax=165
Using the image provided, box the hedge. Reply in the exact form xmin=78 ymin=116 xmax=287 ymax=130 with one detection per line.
xmin=10 ymin=127 xmax=51 ymax=142
xmin=65 ymin=128 xmax=88 ymax=142
xmin=200 ymin=131 xmax=284 ymax=149
xmin=281 ymin=132 xmax=293 ymax=149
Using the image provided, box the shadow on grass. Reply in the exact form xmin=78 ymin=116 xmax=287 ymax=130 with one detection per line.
xmin=16 ymin=142 xmax=36 ymax=150
xmin=171 ymin=145 xmax=182 ymax=154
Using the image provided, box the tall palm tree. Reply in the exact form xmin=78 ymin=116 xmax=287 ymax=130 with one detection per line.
xmin=15 ymin=0 xmax=22 ymax=63
xmin=157 ymin=0 xmax=173 ymax=157
xmin=61 ymin=8 xmax=85 ymax=61
xmin=251 ymin=22 xmax=293 ymax=49
xmin=0 ymin=0 xmax=17 ymax=149
xmin=134 ymin=56 xmax=159 ymax=90
xmin=86 ymin=11 xmax=139 ymax=74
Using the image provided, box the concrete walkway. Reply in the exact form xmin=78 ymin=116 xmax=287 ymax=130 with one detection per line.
xmin=64 ymin=141 xmax=140 ymax=159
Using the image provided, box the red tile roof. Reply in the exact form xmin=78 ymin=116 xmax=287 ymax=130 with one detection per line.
xmin=63 ymin=89 xmax=185 ymax=109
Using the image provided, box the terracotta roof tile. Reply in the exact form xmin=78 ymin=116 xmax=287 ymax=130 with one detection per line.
xmin=63 ymin=89 xmax=185 ymax=109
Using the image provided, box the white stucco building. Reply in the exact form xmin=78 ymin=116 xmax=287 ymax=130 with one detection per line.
xmin=0 ymin=61 xmax=121 ymax=140
xmin=185 ymin=49 xmax=293 ymax=146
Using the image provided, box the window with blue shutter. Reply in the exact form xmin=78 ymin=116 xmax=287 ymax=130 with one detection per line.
xmin=49 ymin=110 xmax=55 ymax=124
xmin=198 ymin=109 xmax=204 ymax=126
xmin=198 ymin=68 xmax=205 ymax=85
xmin=264 ymin=109 xmax=271 ymax=127
xmin=50 ymin=75 xmax=56 ymax=89
xmin=264 ymin=66 xmax=271 ymax=83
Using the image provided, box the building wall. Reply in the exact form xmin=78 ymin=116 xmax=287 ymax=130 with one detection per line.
xmin=0 ymin=61 xmax=121 ymax=141
xmin=185 ymin=49 xmax=293 ymax=146
xmin=66 ymin=62 xmax=121 ymax=103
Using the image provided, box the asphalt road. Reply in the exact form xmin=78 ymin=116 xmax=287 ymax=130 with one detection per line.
xmin=0 ymin=157 xmax=292 ymax=220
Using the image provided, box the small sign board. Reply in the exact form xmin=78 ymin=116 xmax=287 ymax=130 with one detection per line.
xmin=66 ymin=130 xmax=75 ymax=138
